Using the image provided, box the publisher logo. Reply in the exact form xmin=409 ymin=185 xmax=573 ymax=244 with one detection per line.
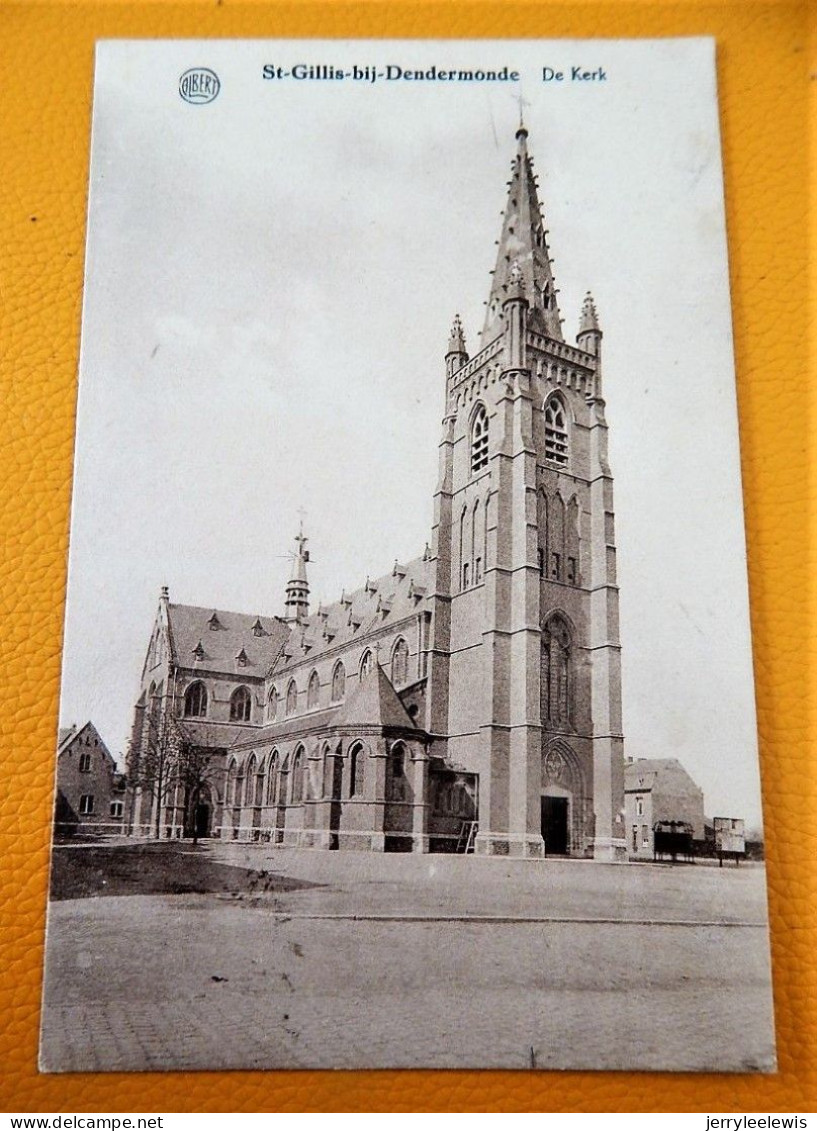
xmin=179 ymin=68 xmax=221 ymax=104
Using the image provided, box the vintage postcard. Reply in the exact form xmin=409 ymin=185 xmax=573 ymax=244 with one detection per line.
xmin=40 ymin=38 xmax=775 ymax=1072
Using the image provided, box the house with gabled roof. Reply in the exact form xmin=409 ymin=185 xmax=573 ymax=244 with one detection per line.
xmin=126 ymin=125 xmax=627 ymax=859
xmin=624 ymin=757 xmax=706 ymax=859
xmin=54 ymin=721 xmax=126 ymax=836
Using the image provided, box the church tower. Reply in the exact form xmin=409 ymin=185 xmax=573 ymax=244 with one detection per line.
xmin=428 ymin=125 xmax=627 ymax=860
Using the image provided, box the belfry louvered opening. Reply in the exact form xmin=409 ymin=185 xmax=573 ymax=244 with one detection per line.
xmin=544 ymin=397 xmax=569 ymax=466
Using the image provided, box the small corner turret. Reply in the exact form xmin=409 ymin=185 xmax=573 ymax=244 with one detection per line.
xmin=445 ymin=314 xmax=468 ymax=379
xmin=577 ymin=291 xmax=602 ymax=358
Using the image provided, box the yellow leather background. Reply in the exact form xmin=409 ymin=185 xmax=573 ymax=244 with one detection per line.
xmin=1 ymin=0 xmax=813 ymax=1113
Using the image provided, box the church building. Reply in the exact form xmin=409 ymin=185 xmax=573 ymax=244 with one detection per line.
xmin=126 ymin=125 xmax=628 ymax=860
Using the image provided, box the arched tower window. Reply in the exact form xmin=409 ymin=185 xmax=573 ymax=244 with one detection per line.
xmin=459 ymin=506 xmax=468 ymax=591
xmin=349 ymin=742 xmax=365 ymax=797
xmin=184 ymin=681 xmax=207 ymax=718
xmin=471 ymin=404 xmax=489 ymax=473
xmin=391 ymin=638 xmax=409 ymax=686
xmin=473 ymin=497 xmax=484 ymax=584
xmin=230 ymin=685 xmax=251 ymax=722
xmin=360 ymin=650 xmax=373 ymax=679
xmin=286 ymin=680 xmax=298 ymax=716
xmin=307 ymin=670 xmax=320 ymax=710
xmin=331 ymin=661 xmax=346 ymax=702
xmin=544 ymin=396 xmax=569 ymax=467
xmin=268 ymin=685 xmax=278 ymax=721
xmin=541 ymin=614 xmax=572 ymax=726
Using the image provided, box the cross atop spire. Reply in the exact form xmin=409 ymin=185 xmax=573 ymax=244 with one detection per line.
xmin=481 ymin=126 xmax=563 ymax=348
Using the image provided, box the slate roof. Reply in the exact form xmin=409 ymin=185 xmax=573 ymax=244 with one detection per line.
xmin=58 ymin=726 xmax=77 ymax=749
xmin=57 ymin=720 xmax=117 ymax=766
xmin=176 ymin=719 xmax=259 ymax=750
xmin=230 ymin=706 xmax=342 ymax=750
xmin=167 ymin=604 xmax=289 ymax=675
xmin=165 ymin=550 xmax=432 ymax=683
xmin=625 ymin=758 xmax=702 ymax=793
xmin=335 ymin=664 xmax=416 ymax=730
xmin=271 ymin=553 xmax=432 ymax=672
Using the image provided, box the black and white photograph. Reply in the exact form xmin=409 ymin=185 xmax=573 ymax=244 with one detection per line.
xmin=41 ymin=37 xmax=776 ymax=1073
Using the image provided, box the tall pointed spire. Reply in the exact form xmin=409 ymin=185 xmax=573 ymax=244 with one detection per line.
xmin=284 ymin=521 xmax=310 ymax=623
xmin=481 ymin=125 xmax=563 ymax=347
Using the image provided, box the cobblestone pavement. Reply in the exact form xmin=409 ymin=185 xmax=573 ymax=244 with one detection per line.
xmin=40 ymin=849 xmax=776 ymax=1073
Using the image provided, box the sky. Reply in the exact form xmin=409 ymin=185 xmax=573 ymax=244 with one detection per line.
xmin=59 ymin=38 xmax=765 ymax=828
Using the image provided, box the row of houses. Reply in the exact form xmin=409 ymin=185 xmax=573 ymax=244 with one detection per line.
xmin=54 ymin=717 xmax=722 ymax=857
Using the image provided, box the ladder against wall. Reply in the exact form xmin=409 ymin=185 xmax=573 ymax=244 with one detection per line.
xmin=456 ymin=820 xmax=478 ymax=854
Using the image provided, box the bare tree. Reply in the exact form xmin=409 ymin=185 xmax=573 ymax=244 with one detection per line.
xmin=126 ymin=694 xmax=183 ymax=838
xmin=171 ymin=733 xmax=222 ymax=844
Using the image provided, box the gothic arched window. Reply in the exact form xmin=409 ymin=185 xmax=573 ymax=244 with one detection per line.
xmin=360 ymin=650 xmax=373 ymax=679
xmin=349 ymin=742 xmax=365 ymax=797
xmin=544 ymin=396 xmax=569 ymax=467
xmin=244 ymin=753 xmax=257 ymax=805
xmin=225 ymin=758 xmax=239 ymax=808
xmin=230 ymin=685 xmax=251 ymax=722
xmin=307 ymin=670 xmax=320 ymax=710
xmin=471 ymin=404 xmax=489 ymax=473
xmin=184 ymin=681 xmax=207 ymax=718
xmin=267 ymin=750 xmax=278 ymax=805
xmin=268 ymin=685 xmax=278 ymax=721
xmin=254 ymin=756 xmax=266 ymax=807
xmin=541 ymin=614 xmax=572 ymax=725
xmin=291 ymin=747 xmax=305 ymax=803
xmin=286 ymin=680 xmax=298 ymax=716
xmin=331 ymin=661 xmax=346 ymax=702
xmin=388 ymin=742 xmax=407 ymax=801
xmin=391 ymin=638 xmax=409 ymax=686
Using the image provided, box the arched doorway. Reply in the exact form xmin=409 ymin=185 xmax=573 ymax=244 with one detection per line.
xmin=541 ymin=741 xmax=586 ymax=856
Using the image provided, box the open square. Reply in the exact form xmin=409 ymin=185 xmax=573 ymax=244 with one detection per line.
xmin=40 ymin=844 xmax=775 ymax=1073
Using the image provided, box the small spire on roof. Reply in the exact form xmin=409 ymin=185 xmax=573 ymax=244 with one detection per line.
xmin=284 ymin=519 xmax=310 ymax=623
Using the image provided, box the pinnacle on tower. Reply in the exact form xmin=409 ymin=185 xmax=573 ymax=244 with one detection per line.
xmin=447 ymin=313 xmax=467 ymax=355
xmin=577 ymin=290 xmax=602 ymax=358
xmin=284 ymin=522 xmax=310 ymax=623
xmin=579 ymin=290 xmax=600 ymax=333
xmin=481 ymin=126 xmax=563 ymax=347
xmin=445 ymin=313 xmax=469 ymax=379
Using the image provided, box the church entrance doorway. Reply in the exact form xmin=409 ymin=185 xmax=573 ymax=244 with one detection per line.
xmin=541 ymin=795 xmax=569 ymax=856
xmin=194 ymin=802 xmax=212 ymax=839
